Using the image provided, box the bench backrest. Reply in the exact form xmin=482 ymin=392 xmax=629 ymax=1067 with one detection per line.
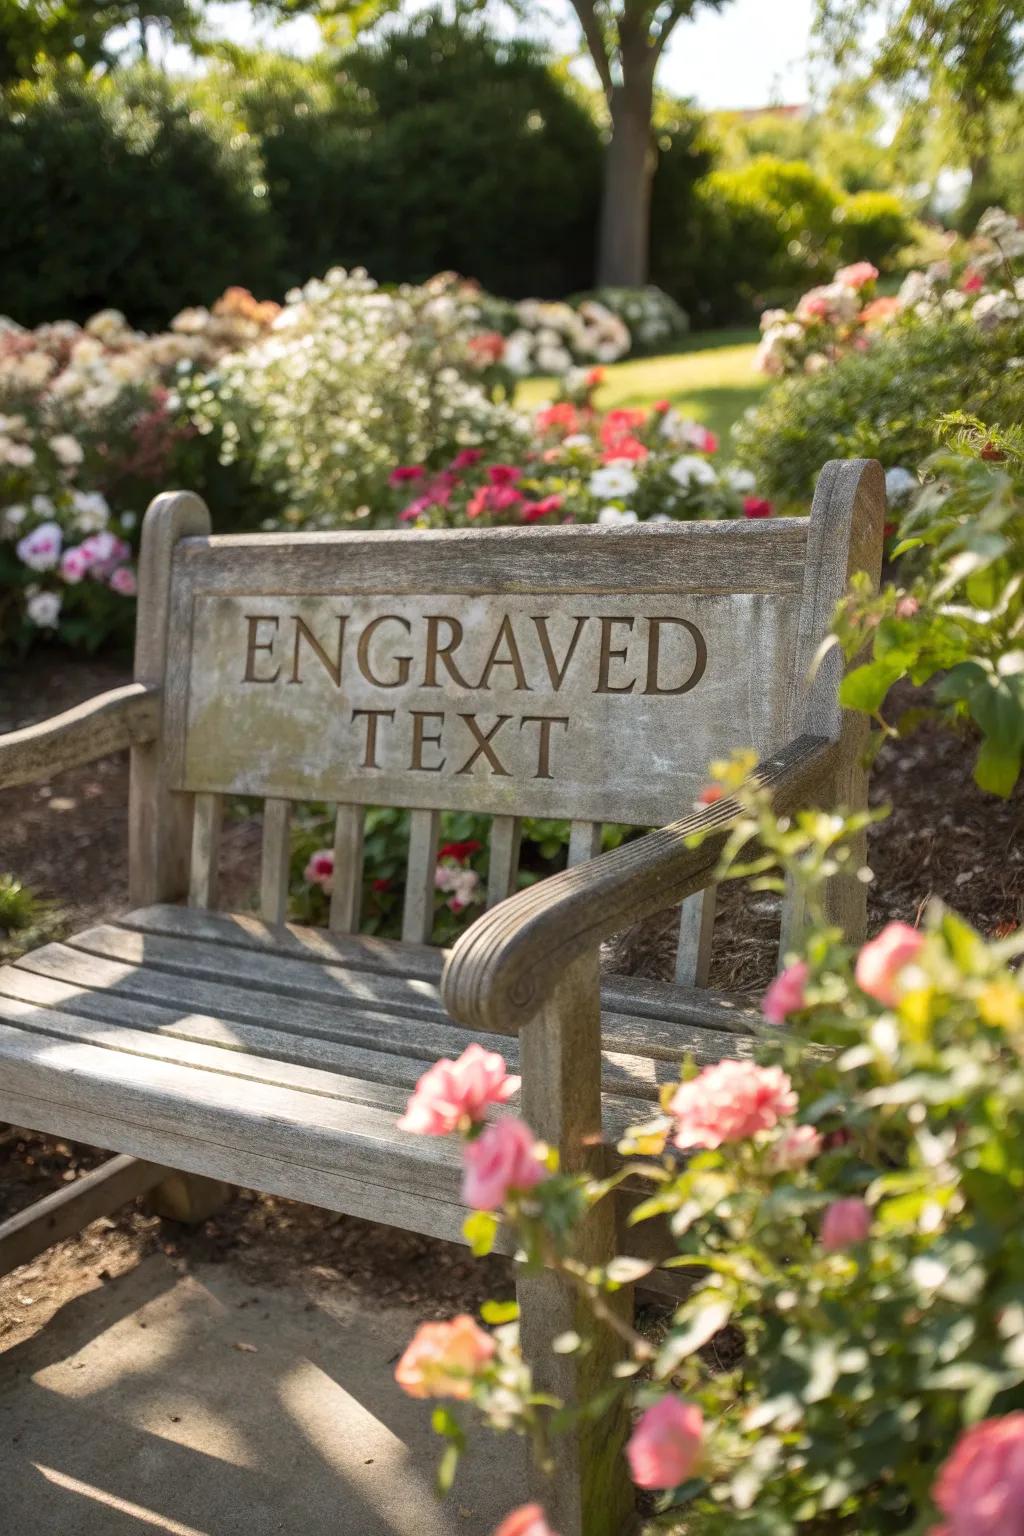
xmin=132 ymin=459 xmax=885 ymax=980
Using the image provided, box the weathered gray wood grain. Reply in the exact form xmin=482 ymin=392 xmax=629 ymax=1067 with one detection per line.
xmin=129 ymin=491 xmax=211 ymax=906
xmin=0 ymin=684 xmax=158 ymax=791
xmin=260 ymin=798 xmax=292 ymax=925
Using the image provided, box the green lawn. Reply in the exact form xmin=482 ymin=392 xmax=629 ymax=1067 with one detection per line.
xmin=518 ymin=327 xmax=767 ymax=455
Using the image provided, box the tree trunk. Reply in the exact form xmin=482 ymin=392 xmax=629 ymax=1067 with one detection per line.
xmin=596 ymin=64 xmax=655 ymax=288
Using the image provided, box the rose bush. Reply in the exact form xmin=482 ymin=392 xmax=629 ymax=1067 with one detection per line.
xmin=753 ymin=207 xmax=1024 ymax=381
xmin=390 ymin=755 xmax=1024 ymax=1534
xmin=833 ymin=418 xmax=1024 ymax=797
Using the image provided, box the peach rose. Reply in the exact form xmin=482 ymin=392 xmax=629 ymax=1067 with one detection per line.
xmin=627 ymin=1396 xmax=704 ymax=1489
xmin=855 ymin=921 xmax=925 ymax=1005
xmin=836 ymin=261 xmax=879 ymax=289
xmin=394 ymin=1314 xmax=495 ymax=1400
xmin=821 ymin=1197 xmax=871 ymax=1251
xmin=461 ymin=1116 xmax=546 ymax=1210
xmin=762 ymin=960 xmax=809 ymax=1023
xmin=493 ymin=1505 xmax=558 ymax=1536
xmin=931 ymin=1413 xmax=1024 ymax=1535
xmin=669 ymin=1060 xmax=797 ymax=1150
xmin=398 ymin=1044 xmax=520 ymax=1136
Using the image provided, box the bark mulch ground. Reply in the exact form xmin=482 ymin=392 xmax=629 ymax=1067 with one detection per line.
xmin=1 ymin=654 xmax=1021 ymax=1347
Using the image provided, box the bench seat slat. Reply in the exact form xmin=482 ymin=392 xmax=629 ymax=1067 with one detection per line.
xmin=121 ymin=904 xmax=767 ymax=1036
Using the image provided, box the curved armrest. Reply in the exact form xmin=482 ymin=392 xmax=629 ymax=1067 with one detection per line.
xmin=0 ymin=684 xmax=159 ymax=791
xmin=442 ymin=733 xmax=838 ymax=1036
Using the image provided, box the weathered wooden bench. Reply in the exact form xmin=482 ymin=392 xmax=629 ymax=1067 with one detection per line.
xmin=0 ymin=459 xmax=883 ymax=1533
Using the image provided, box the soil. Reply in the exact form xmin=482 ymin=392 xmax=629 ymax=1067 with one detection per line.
xmin=1 ymin=652 xmax=1021 ymax=1349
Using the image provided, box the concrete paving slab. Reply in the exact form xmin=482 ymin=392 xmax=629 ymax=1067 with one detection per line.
xmin=0 ymin=1253 xmax=530 ymax=1536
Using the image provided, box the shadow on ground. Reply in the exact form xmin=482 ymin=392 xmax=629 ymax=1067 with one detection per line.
xmin=0 ymin=1252 xmax=527 ymax=1535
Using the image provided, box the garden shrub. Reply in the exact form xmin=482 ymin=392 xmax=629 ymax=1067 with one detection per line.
xmin=683 ymin=156 xmax=845 ymax=324
xmin=735 ymin=311 xmax=1024 ymax=507
xmin=390 ymin=762 xmax=1024 ymax=1534
xmin=833 ymin=189 xmax=915 ymax=268
xmin=0 ymin=67 xmax=279 ymax=330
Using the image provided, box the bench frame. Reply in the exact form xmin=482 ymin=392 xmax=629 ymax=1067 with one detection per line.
xmin=0 ymin=463 xmax=885 ymax=1534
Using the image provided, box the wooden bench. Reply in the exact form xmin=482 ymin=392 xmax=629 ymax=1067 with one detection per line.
xmin=0 ymin=459 xmax=884 ymax=1533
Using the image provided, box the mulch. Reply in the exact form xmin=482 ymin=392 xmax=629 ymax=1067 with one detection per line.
xmin=0 ymin=652 xmax=1021 ymax=1345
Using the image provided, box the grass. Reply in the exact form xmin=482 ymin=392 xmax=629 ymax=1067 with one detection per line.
xmin=518 ymin=327 xmax=767 ymax=455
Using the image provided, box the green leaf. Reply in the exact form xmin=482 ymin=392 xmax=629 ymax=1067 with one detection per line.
xmin=839 ymin=660 xmax=902 ymax=713
xmin=463 ymin=1210 xmax=499 ymax=1257
xmin=480 ymin=1299 xmax=519 ymax=1325
xmin=975 ymin=736 xmax=1022 ymax=797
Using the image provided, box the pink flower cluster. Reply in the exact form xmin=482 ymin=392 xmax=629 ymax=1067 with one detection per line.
xmin=16 ymin=521 xmax=136 ymax=596
xmin=668 ymin=1059 xmax=797 ymax=1150
xmin=398 ymin=1044 xmax=546 ymax=1211
xmin=930 ymin=1413 xmax=1024 ymax=1536
xmin=493 ymin=1506 xmax=558 ymax=1536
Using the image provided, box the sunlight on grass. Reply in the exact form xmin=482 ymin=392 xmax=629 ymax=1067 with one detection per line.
xmin=518 ymin=327 xmax=767 ymax=456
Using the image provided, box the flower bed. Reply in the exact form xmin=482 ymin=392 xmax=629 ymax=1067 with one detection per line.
xmin=754 ymin=208 xmax=1024 ymax=380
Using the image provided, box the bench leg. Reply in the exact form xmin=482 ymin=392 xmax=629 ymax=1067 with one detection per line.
xmin=518 ymin=1238 xmax=636 ymax=1535
xmin=144 ymin=1173 xmax=232 ymax=1225
xmin=518 ymin=951 xmax=637 ymax=1536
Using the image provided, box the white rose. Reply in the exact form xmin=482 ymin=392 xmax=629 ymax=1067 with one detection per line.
xmin=669 ymin=455 xmax=717 ymax=490
xmin=589 ymin=461 xmax=638 ymax=499
xmin=26 ymin=590 xmax=62 ymax=628
xmin=884 ymin=467 xmax=919 ymax=503
xmin=49 ymin=434 xmax=84 ymax=467
xmin=597 ymin=507 xmax=639 ymax=526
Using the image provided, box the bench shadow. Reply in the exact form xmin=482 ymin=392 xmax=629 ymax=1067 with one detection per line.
xmin=0 ymin=1249 xmax=525 ymax=1536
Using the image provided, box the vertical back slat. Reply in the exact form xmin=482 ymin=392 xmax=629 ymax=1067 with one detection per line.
xmin=675 ymin=887 xmax=716 ymax=987
xmin=188 ymin=792 xmax=223 ymax=910
xmin=329 ymin=804 xmax=365 ymax=934
xmin=567 ymin=820 xmax=602 ymax=868
xmin=260 ymin=798 xmax=292 ymax=926
xmin=402 ymin=808 xmax=441 ymax=944
xmin=487 ymin=815 xmax=521 ymax=908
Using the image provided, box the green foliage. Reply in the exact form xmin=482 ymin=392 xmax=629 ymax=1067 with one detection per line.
xmin=0 ymin=875 xmax=56 ymax=959
xmin=735 ymin=313 xmax=1024 ymax=507
xmin=0 ymin=66 xmax=279 ymax=330
xmin=833 ymin=189 xmax=914 ymax=267
xmin=664 ymin=156 xmax=844 ymax=325
xmin=836 ymin=421 xmax=1024 ymax=797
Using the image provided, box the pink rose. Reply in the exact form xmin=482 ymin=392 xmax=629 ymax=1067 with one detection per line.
xmin=389 ymin=465 xmax=424 ymax=486
xmin=669 ymin=1060 xmax=797 ymax=1150
xmin=398 ymin=1044 xmax=520 ymax=1136
xmin=771 ymin=1123 xmax=822 ymax=1170
xmin=394 ymin=1314 xmax=495 ymax=1400
xmin=895 ymin=595 xmax=920 ymax=619
xmin=109 ymin=565 xmax=137 ymax=596
xmin=59 ymin=546 xmax=91 ymax=585
xmin=931 ymin=1413 xmax=1024 ymax=1536
xmin=821 ymin=1197 xmax=871 ymax=1251
xmin=487 ymin=464 xmax=520 ymax=486
xmin=855 ymin=921 xmax=925 ymax=1005
xmin=461 ymin=1116 xmax=545 ymax=1211
xmin=450 ymin=448 xmax=483 ymax=471
xmin=762 ymin=960 xmax=809 ymax=1023
xmin=836 ymin=261 xmax=879 ymax=289
xmin=627 ymin=1396 xmax=703 ymax=1489
xmin=493 ymin=1506 xmax=558 ymax=1536
xmin=303 ymin=849 xmax=334 ymax=892
xmin=79 ymin=532 xmax=131 ymax=578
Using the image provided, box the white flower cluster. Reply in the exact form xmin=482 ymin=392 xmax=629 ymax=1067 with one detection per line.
xmin=502 ymin=298 xmax=630 ymax=376
xmin=197 ymin=267 xmax=529 ymax=530
xmin=435 ymin=861 xmax=481 ymax=913
xmin=582 ymin=286 xmax=689 ymax=351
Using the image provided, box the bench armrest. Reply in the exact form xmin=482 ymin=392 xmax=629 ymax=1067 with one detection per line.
xmin=442 ymin=732 xmax=839 ymax=1037
xmin=0 ymin=684 xmax=159 ymax=792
